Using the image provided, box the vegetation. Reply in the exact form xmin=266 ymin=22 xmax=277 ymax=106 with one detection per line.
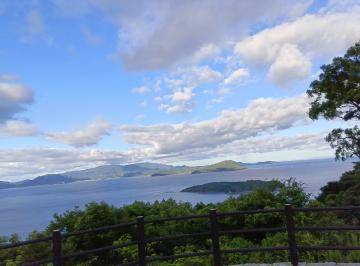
xmin=181 ymin=180 xmax=279 ymax=194
xmin=307 ymin=41 xmax=360 ymax=161
xmin=1 ymin=178 xmax=360 ymax=265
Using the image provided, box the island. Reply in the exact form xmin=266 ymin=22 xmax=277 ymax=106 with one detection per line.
xmin=151 ymin=160 xmax=245 ymax=176
xmin=181 ymin=180 xmax=279 ymax=194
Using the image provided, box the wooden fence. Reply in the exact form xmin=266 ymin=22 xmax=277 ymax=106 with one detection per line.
xmin=1 ymin=204 xmax=360 ymax=266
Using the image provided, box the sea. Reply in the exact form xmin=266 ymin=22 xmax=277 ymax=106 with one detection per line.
xmin=0 ymin=158 xmax=356 ymax=238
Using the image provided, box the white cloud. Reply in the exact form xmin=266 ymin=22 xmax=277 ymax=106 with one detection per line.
xmin=162 ymin=132 xmax=330 ymax=162
xmin=0 ymin=120 xmax=38 ymax=137
xmin=132 ymin=86 xmax=150 ymax=94
xmin=46 ymin=119 xmax=112 ymax=147
xmin=235 ymin=8 xmax=360 ymax=86
xmin=189 ymin=43 xmax=221 ymax=64
xmin=267 ymin=44 xmax=312 ymax=87
xmin=0 ymin=82 xmax=34 ymax=123
xmin=224 ymin=68 xmax=250 ymax=85
xmin=154 ymin=65 xmax=221 ymax=114
xmin=56 ymin=0 xmax=311 ymax=70
xmin=159 ymin=101 xmax=193 ymax=114
xmin=0 ymin=148 xmax=131 ymax=181
xmin=119 ymin=94 xmax=310 ymax=155
xmin=171 ymin=87 xmax=194 ymax=102
xmin=170 ymin=66 xmax=222 ymax=87
xmin=120 ymin=0 xmax=313 ymax=70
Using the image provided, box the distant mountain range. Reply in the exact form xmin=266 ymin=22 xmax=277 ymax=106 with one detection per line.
xmin=0 ymin=160 xmax=248 ymax=190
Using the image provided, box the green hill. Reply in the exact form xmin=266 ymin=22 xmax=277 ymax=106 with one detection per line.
xmin=181 ymin=180 xmax=279 ymax=194
xmin=151 ymin=160 xmax=245 ymax=176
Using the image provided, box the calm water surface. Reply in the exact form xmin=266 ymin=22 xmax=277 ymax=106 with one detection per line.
xmin=0 ymin=159 xmax=355 ymax=237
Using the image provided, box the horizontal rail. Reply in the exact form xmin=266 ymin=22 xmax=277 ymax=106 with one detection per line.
xmin=144 ymin=213 xmax=209 ymax=224
xmin=62 ymin=241 xmax=137 ymax=260
xmin=62 ymin=221 xmax=137 ymax=238
xmin=294 ymin=206 xmax=360 ymax=212
xmin=146 ymin=250 xmax=213 ymax=262
xmin=216 ymin=208 xmax=284 ymax=217
xmin=296 ymin=226 xmax=360 ymax=232
xmin=0 ymin=236 xmax=52 ymax=250
xmin=298 ymin=245 xmax=360 ymax=251
xmin=219 ymin=227 xmax=286 ymax=235
xmin=222 ymin=246 xmax=289 ymax=254
xmin=146 ymin=231 xmax=211 ymax=243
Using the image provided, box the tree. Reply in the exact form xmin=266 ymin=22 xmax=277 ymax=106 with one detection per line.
xmin=307 ymin=41 xmax=360 ymax=160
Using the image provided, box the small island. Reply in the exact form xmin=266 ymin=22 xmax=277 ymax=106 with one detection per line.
xmin=151 ymin=160 xmax=245 ymax=176
xmin=181 ymin=180 xmax=279 ymax=194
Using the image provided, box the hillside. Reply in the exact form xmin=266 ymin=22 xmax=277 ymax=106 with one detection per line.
xmin=151 ymin=160 xmax=245 ymax=176
xmin=181 ymin=180 xmax=279 ymax=194
xmin=0 ymin=174 xmax=75 ymax=189
xmin=0 ymin=160 xmax=246 ymax=190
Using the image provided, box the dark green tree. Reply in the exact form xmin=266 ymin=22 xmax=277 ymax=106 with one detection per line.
xmin=307 ymin=41 xmax=360 ymax=160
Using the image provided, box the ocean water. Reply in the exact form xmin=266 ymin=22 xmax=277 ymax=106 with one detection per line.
xmin=0 ymin=158 xmax=355 ymax=238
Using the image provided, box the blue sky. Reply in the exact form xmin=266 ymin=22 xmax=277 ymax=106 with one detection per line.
xmin=0 ymin=0 xmax=359 ymax=181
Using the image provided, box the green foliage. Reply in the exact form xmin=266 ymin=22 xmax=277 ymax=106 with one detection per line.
xmin=181 ymin=180 xmax=279 ymax=193
xmin=326 ymin=126 xmax=360 ymax=160
xmin=307 ymin=41 xmax=360 ymax=121
xmin=307 ymin=41 xmax=360 ymax=161
xmin=1 ymin=179 xmax=359 ymax=265
xmin=318 ymin=162 xmax=360 ymax=206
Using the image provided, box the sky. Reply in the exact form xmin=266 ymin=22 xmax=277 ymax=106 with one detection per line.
xmin=0 ymin=0 xmax=359 ymax=181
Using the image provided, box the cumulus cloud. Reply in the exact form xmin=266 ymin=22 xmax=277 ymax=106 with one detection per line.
xmin=162 ymin=132 xmax=330 ymax=161
xmin=0 ymin=120 xmax=38 ymax=137
xmin=224 ymin=68 xmax=250 ymax=85
xmin=46 ymin=119 xmax=112 ymax=147
xmin=0 ymin=82 xmax=34 ymax=123
xmin=189 ymin=43 xmax=221 ymax=64
xmin=56 ymin=0 xmax=311 ymax=70
xmin=155 ymin=66 xmax=221 ymax=114
xmin=119 ymin=94 xmax=310 ymax=156
xmin=267 ymin=44 xmax=312 ymax=87
xmin=235 ymin=8 xmax=360 ymax=86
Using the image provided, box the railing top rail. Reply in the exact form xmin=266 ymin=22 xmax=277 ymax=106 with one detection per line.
xmin=0 ymin=235 xmax=52 ymax=250
xmin=216 ymin=208 xmax=284 ymax=217
xmin=294 ymin=206 xmax=360 ymax=212
xmin=144 ymin=213 xmax=209 ymax=223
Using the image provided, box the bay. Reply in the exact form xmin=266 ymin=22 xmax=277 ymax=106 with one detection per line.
xmin=0 ymin=158 xmax=355 ymax=238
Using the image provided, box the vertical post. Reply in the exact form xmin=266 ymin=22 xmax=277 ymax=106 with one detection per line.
xmin=209 ymin=209 xmax=222 ymax=266
xmin=284 ymin=204 xmax=299 ymax=266
xmin=52 ymin=230 xmax=62 ymax=266
xmin=137 ymin=216 xmax=147 ymax=266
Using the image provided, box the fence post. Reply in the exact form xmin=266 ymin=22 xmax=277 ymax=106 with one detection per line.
xmin=210 ymin=209 xmax=222 ymax=266
xmin=284 ymin=204 xmax=299 ymax=266
xmin=137 ymin=216 xmax=147 ymax=266
xmin=52 ymin=230 xmax=62 ymax=266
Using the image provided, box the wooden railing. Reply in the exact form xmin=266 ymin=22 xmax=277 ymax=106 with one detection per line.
xmin=1 ymin=204 xmax=360 ymax=266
